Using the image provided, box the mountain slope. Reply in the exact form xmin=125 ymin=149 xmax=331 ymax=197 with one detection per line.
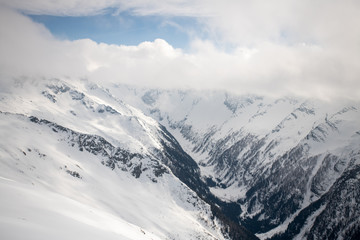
xmin=0 ymin=78 xmax=257 ymax=240
xmin=108 ymin=84 xmax=360 ymax=239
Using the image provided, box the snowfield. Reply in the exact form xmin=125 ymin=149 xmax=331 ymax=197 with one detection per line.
xmin=0 ymin=78 xmax=228 ymax=240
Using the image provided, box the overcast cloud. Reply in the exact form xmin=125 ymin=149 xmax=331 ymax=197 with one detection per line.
xmin=0 ymin=0 xmax=359 ymax=100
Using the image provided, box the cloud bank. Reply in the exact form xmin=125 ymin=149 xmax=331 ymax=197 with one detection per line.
xmin=0 ymin=1 xmax=359 ymax=100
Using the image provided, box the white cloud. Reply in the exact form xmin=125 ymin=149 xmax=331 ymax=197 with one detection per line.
xmin=0 ymin=2 xmax=359 ymax=101
xmin=0 ymin=8 xmax=86 ymax=79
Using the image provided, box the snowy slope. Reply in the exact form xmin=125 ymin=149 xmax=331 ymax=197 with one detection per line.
xmin=2 ymin=77 xmax=358 ymax=239
xmin=0 ymin=78 xmax=236 ymax=240
xmin=107 ymin=84 xmax=360 ymax=240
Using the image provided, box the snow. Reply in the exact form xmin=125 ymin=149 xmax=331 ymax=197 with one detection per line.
xmin=2 ymin=77 xmax=359 ymax=239
xmin=0 ymin=179 xmax=161 ymax=240
xmin=0 ymin=78 xmax=227 ymax=240
xmin=104 ymin=83 xmax=360 ymax=238
xmin=306 ymin=105 xmax=360 ymax=156
xmin=293 ymin=205 xmax=327 ymax=240
xmin=0 ymin=112 xmax=224 ymax=240
xmin=210 ymin=184 xmax=248 ymax=202
xmin=0 ymin=78 xmax=165 ymax=154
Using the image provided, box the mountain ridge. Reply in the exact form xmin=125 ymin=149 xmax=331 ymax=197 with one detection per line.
xmin=108 ymin=83 xmax=360 ymax=239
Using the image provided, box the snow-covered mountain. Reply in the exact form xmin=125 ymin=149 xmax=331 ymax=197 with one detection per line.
xmin=0 ymin=77 xmax=257 ymax=240
xmin=1 ymin=77 xmax=359 ymax=240
xmin=108 ymin=84 xmax=360 ymax=240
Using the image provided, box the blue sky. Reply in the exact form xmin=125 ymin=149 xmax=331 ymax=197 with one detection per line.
xmin=29 ymin=10 xmax=199 ymax=49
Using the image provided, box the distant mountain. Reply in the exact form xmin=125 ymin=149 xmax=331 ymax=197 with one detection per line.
xmin=0 ymin=78 xmax=257 ymax=240
xmin=109 ymin=84 xmax=360 ymax=240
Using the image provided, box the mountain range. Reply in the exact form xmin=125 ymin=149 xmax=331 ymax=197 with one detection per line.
xmin=1 ymin=77 xmax=359 ymax=240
